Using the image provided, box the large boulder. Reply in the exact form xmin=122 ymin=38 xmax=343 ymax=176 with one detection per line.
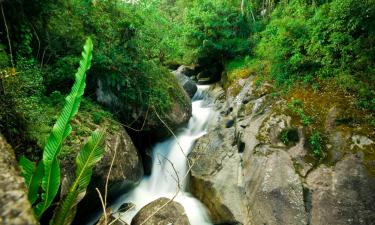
xmin=131 ymin=198 xmax=190 ymax=225
xmin=0 ymin=134 xmax=37 ymax=225
xmin=189 ymin=126 xmax=246 ymax=224
xmin=91 ymin=127 xmax=144 ymax=195
xmin=72 ymin=127 xmax=144 ymax=223
xmin=188 ymin=76 xmax=375 ymax=225
xmin=173 ymin=66 xmax=198 ymax=98
xmin=306 ymin=154 xmax=375 ymax=225
xmin=95 ymin=73 xmax=192 ymax=142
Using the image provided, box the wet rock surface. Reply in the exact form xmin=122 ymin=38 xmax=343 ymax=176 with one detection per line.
xmin=188 ymin=77 xmax=375 ymax=225
xmin=0 ymin=134 xmax=37 ymax=225
xmin=131 ymin=197 xmax=190 ymax=225
xmin=173 ymin=65 xmax=198 ymax=98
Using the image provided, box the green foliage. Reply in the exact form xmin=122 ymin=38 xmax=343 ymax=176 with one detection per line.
xmin=19 ymin=156 xmax=44 ymax=205
xmin=184 ymin=0 xmax=252 ymax=66
xmin=51 ymin=130 xmax=105 ymax=225
xmin=280 ymin=128 xmax=299 ymax=146
xmin=257 ymin=0 xmax=375 ymax=110
xmin=309 ymin=131 xmax=324 ymax=158
xmin=33 ymin=37 xmax=93 ymax=219
xmin=288 ymin=99 xmax=312 ymax=126
xmin=18 ymin=38 xmax=104 ymax=224
xmin=0 ymin=44 xmax=10 ymax=68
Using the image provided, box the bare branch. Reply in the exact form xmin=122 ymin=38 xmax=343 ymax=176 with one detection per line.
xmin=1 ymin=3 xmax=14 ymax=68
xmin=96 ymin=188 xmax=107 ymax=225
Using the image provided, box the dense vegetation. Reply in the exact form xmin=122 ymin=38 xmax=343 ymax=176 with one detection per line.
xmin=0 ymin=0 xmax=374 ymax=223
xmin=19 ymin=38 xmax=106 ymax=224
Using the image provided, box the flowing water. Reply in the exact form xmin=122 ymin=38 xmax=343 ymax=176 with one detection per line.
xmin=113 ymin=85 xmax=215 ymax=225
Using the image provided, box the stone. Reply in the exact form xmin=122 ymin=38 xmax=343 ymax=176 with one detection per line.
xmin=0 ymin=134 xmax=37 ymax=225
xmin=175 ymin=65 xmax=196 ymax=77
xmin=351 ymin=135 xmax=374 ymax=150
xmin=243 ymin=150 xmax=308 ymax=225
xmin=95 ymin=73 xmax=192 ymax=141
xmin=288 ymin=127 xmax=313 ymax=177
xmin=131 ymin=198 xmax=190 ymax=225
xmin=73 ymin=127 xmax=143 ymax=223
xmin=258 ymin=113 xmax=292 ymax=147
xmin=92 ymin=127 xmax=144 ymax=194
xmin=306 ymin=154 xmax=375 ymax=225
xmin=189 ymin=127 xmax=246 ymax=224
xmin=173 ymin=66 xmax=198 ymax=98
xmin=188 ymin=74 xmax=375 ymax=225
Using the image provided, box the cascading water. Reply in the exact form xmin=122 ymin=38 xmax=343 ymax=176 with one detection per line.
xmin=114 ymin=85 xmax=215 ymax=225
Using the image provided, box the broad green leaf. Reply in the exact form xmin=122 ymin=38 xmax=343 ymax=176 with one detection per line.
xmin=35 ymin=37 xmax=93 ymax=219
xmin=19 ymin=156 xmax=35 ymax=187
xmin=51 ymin=130 xmax=105 ymax=225
xmin=19 ymin=157 xmax=44 ymax=204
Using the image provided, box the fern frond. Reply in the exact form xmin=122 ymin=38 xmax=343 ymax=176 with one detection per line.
xmin=34 ymin=38 xmax=94 ymax=219
xmin=19 ymin=157 xmax=44 ymax=204
xmin=51 ymin=130 xmax=105 ymax=225
xmin=19 ymin=156 xmax=35 ymax=188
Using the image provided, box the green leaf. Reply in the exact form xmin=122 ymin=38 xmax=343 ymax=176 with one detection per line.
xmin=19 ymin=156 xmax=35 ymax=188
xmin=35 ymin=158 xmax=60 ymax=218
xmin=51 ymin=130 xmax=105 ymax=225
xmin=35 ymin=37 xmax=94 ymax=219
xmin=19 ymin=157 xmax=44 ymax=205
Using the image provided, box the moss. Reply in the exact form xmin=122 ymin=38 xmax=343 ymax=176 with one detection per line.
xmin=11 ymin=92 xmax=120 ymax=161
xmin=275 ymin=80 xmax=375 ymax=171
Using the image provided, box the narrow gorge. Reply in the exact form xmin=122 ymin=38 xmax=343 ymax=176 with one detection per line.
xmin=0 ymin=1 xmax=374 ymax=225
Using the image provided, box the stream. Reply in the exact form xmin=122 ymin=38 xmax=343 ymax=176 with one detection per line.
xmin=113 ymin=85 xmax=215 ymax=225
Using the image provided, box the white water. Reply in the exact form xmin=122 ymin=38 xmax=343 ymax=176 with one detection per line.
xmin=114 ymin=85 xmax=215 ymax=225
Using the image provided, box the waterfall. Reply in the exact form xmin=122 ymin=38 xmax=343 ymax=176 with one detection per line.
xmin=114 ymin=85 xmax=215 ymax=225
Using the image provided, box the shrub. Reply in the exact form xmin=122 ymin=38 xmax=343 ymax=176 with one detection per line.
xmin=309 ymin=131 xmax=324 ymax=158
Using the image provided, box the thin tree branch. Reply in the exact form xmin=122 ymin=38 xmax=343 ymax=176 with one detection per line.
xmin=96 ymin=188 xmax=108 ymax=225
xmin=1 ymin=3 xmax=14 ymax=68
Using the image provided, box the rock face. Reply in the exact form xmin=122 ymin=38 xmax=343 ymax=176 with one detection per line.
xmin=73 ymin=127 xmax=144 ymax=223
xmin=306 ymin=154 xmax=375 ymax=225
xmin=95 ymin=72 xmax=192 ymax=141
xmin=91 ymin=127 xmax=144 ymax=194
xmin=188 ymin=77 xmax=375 ymax=225
xmin=131 ymin=198 xmax=190 ymax=225
xmin=173 ymin=65 xmax=198 ymax=98
xmin=0 ymin=134 xmax=37 ymax=225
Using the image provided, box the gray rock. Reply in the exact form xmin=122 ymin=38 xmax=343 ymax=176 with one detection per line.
xmin=0 ymin=134 xmax=38 ymax=225
xmin=173 ymin=66 xmax=198 ymax=98
xmin=351 ymin=135 xmax=374 ymax=150
xmin=91 ymin=127 xmax=144 ymax=194
xmin=96 ymin=73 xmax=192 ymax=140
xmin=175 ymin=65 xmax=196 ymax=77
xmin=131 ymin=197 xmax=190 ymax=225
xmin=306 ymin=154 xmax=375 ymax=225
xmin=288 ymin=127 xmax=313 ymax=177
xmin=189 ymin=127 xmax=246 ymax=224
xmin=189 ymin=75 xmax=375 ymax=225
xmin=72 ymin=127 xmax=144 ymax=220
xmin=243 ymin=149 xmax=307 ymax=225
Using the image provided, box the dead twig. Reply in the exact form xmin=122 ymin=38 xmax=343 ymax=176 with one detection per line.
xmin=104 ymin=132 xmax=119 ymax=208
xmin=96 ymin=188 xmax=108 ymax=225
xmin=139 ymin=153 xmax=181 ymax=225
